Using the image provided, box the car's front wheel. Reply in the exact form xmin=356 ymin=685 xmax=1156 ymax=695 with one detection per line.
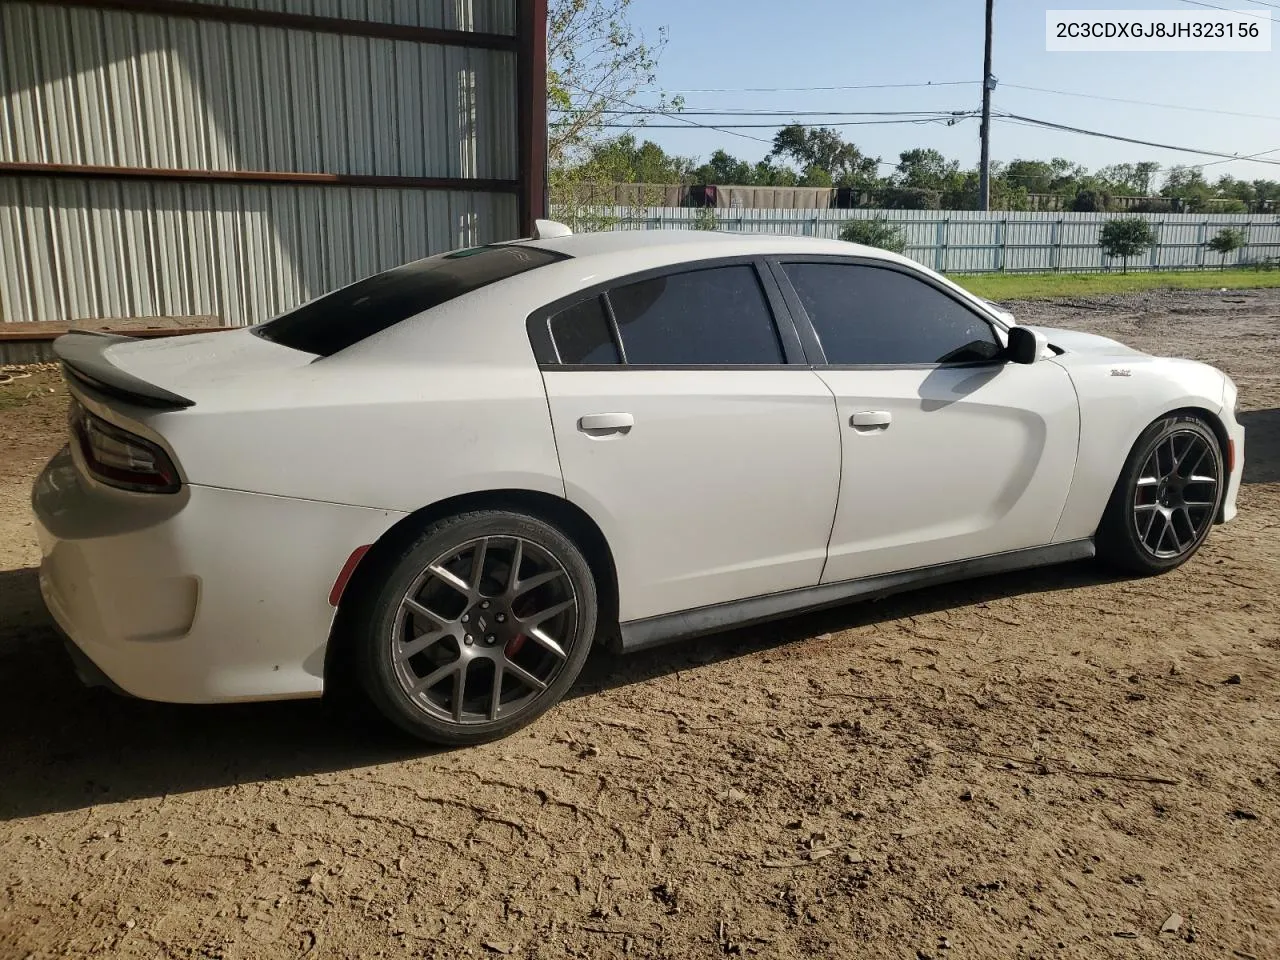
xmin=1097 ymin=414 xmax=1224 ymax=574
xmin=352 ymin=510 xmax=597 ymax=745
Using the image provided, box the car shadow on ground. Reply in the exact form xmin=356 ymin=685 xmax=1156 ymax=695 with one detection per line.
xmin=2 ymin=409 xmax=1270 ymax=822
xmin=1239 ymin=408 xmax=1277 ymax=484
xmin=0 ymin=556 xmax=1131 ymax=822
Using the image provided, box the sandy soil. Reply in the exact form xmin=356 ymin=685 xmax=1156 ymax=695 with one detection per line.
xmin=1 ymin=289 xmax=1277 ymax=960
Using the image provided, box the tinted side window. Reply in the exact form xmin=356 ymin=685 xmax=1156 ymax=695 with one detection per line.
xmin=608 ymin=265 xmax=784 ymax=365
xmin=783 ymin=263 xmax=1002 ymax=365
xmin=549 ymin=296 xmax=621 ymax=365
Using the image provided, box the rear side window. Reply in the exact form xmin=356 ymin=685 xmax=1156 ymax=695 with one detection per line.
xmin=254 ymin=245 xmax=565 ymax=357
xmin=549 ymin=296 xmax=621 ymax=365
xmin=608 ymin=265 xmax=784 ymax=365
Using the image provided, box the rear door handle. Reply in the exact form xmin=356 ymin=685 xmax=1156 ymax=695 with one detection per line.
xmin=850 ymin=410 xmax=892 ymax=431
xmin=578 ymin=412 xmax=634 ymax=434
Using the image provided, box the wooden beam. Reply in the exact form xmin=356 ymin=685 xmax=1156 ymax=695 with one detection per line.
xmin=0 ymin=162 xmax=520 ymax=194
xmin=36 ymin=0 xmax=518 ymax=51
xmin=517 ymin=0 xmax=549 ymax=236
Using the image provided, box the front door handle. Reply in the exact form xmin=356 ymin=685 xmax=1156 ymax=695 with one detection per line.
xmin=578 ymin=412 xmax=634 ymax=435
xmin=850 ymin=410 xmax=892 ymax=431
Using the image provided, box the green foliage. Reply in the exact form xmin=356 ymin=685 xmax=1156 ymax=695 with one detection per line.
xmin=1099 ymin=218 xmax=1157 ymax=273
xmin=953 ymin=268 xmax=1280 ymax=300
xmin=1160 ymin=166 xmax=1214 ymax=212
xmin=894 ymin=149 xmax=961 ymax=193
xmin=574 ymin=134 xmax=695 ymax=184
xmin=839 ymin=218 xmax=907 ymax=254
xmin=878 ymin=186 xmax=941 ymax=210
xmin=692 ymin=149 xmax=754 ymax=186
xmin=770 ymin=125 xmax=881 ymax=189
xmin=1071 ymin=189 xmax=1113 ymax=213
xmin=691 ymin=206 xmax=719 ymax=231
xmin=547 ymin=0 xmax=674 ymax=166
xmin=1208 ymin=227 xmax=1246 ymax=267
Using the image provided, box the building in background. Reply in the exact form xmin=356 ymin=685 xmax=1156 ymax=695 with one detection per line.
xmin=0 ymin=0 xmax=546 ymax=327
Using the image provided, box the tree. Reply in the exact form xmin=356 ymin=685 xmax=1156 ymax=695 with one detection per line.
xmin=894 ymin=148 xmax=961 ymax=193
xmin=1099 ymin=218 xmax=1156 ymax=273
xmin=692 ymin=206 xmax=719 ymax=230
xmin=1097 ymin=161 xmax=1160 ymax=196
xmin=878 ymin=186 xmax=941 ymax=210
xmin=752 ymin=160 xmax=799 ymax=187
xmin=692 ymin=149 xmax=755 ymax=185
xmin=1161 ymin=166 xmax=1214 ymax=212
xmin=547 ymin=0 xmax=676 ymax=228
xmin=547 ymin=0 xmax=670 ymax=165
xmin=1208 ymin=227 xmax=1246 ymax=268
xmin=770 ymin=125 xmax=881 ymax=189
xmin=577 ymin=134 xmax=695 ymax=184
xmin=840 ymin=218 xmax=907 ymax=254
xmin=1071 ymin=188 xmax=1113 ymax=213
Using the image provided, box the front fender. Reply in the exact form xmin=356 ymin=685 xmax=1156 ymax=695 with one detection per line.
xmin=1051 ymin=356 xmax=1227 ymax=542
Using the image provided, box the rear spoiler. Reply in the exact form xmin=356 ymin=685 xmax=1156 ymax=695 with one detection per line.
xmin=54 ymin=331 xmax=195 ymax=409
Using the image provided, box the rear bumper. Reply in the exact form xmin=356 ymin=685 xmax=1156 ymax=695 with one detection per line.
xmin=34 ymin=446 xmax=404 ymax=703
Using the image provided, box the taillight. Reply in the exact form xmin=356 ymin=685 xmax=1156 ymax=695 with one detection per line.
xmin=69 ymin=400 xmax=181 ymax=493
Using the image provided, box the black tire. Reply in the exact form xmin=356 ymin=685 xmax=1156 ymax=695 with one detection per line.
xmin=1096 ymin=414 xmax=1224 ymax=575
xmin=350 ymin=510 xmax=597 ymax=745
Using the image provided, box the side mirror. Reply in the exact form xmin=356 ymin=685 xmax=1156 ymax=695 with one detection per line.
xmin=1005 ymin=326 xmax=1047 ymax=365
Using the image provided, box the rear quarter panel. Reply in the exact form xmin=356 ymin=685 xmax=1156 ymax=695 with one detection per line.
xmin=1052 ymin=355 xmax=1227 ymax=542
xmin=136 ymin=282 xmax=567 ymax=514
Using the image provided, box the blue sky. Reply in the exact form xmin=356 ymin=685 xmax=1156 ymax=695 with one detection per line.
xmin=618 ymin=0 xmax=1280 ymax=184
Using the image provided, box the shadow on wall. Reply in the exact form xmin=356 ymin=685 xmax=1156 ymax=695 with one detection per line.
xmin=0 ymin=2 xmax=513 ymax=324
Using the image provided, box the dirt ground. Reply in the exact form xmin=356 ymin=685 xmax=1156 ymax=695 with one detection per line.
xmin=1 ymin=288 xmax=1277 ymax=960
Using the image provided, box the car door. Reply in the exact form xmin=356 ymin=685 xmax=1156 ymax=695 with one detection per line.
xmin=532 ymin=259 xmax=841 ymax=625
xmin=772 ymin=257 xmax=1080 ymax=584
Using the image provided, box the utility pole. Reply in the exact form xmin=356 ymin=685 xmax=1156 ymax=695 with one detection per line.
xmin=979 ymin=0 xmax=995 ymax=211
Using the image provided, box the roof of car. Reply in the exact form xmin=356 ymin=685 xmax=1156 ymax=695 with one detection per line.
xmin=519 ymin=228 xmax=905 ymax=264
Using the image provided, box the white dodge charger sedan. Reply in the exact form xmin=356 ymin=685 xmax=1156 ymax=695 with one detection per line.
xmin=34 ymin=224 xmax=1244 ymax=743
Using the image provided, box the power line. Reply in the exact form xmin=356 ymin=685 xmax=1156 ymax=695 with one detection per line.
xmin=994 ymin=113 xmax=1280 ymax=165
xmin=598 ymin=116 xmax=974 ymax=130
xmin=558 ymin=83 xmax=775 ymax=145
xmin=1001 ymin=82 xmax=1280 ymax=122
xmin=585 ymin=108 xmax=975 ymax=118
xmin=1172 ymin=0 xmax=1273 ymax=20
xmin=630 ymin=80 xmax=979 ymax=95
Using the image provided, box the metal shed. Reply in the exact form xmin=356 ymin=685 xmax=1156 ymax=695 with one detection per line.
xmin=0 ymin=0 xmax=547 ymax=327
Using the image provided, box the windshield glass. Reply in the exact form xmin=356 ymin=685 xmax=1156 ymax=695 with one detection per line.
xmin=253 ymin=244 xmax=566 ymax=357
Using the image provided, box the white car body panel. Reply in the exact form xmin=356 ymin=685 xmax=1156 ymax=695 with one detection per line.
xmin=817 ymin=361 xmax=1080 ymax=582
xmin=31 ymin=229 xmax=1245 ymax=704
xmin=36 ymin=446 xmax=404 ymax=702
xmin=543 ymin=369 xmax=841 ymax=621
xmin=1045 ymin=346 xmax=1240 ymax=540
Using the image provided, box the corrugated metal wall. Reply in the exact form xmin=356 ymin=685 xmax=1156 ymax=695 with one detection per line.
xmin=564 ymin=206 xmax=1280 ymax=274
xmin=2 ymin=177 xmax=515 ymax=327
xmin=181 ymin=0 xmax=517 ymax=34
xmin=0 ymin=0 xmax=521 ymax=325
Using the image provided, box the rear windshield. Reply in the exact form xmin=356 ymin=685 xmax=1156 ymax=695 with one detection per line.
xmin=253 ymin=244 xmax=566 ymax=357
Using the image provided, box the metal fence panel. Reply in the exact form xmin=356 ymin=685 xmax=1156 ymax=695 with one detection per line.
xmin=555 ymin=206 xmax=1280 ymax=274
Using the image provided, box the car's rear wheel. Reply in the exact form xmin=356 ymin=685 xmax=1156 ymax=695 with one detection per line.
xmin=353 ymin=510 xmax=597 ymax=745
xmin=1097 ymin=414 xmax=1224 ymax=574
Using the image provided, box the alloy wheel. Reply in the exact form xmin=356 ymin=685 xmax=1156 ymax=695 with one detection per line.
xmin=388 ymin=536 xmax=579 ymax=725
xmin=1131 ymin=429 xmax=1220 ymax=559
